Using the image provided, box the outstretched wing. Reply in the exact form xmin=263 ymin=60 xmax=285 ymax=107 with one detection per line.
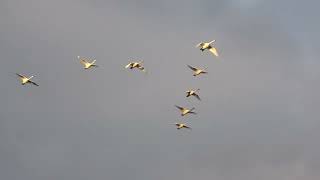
xmin=209 ymin=40 xmax=216 ymax=44
xmin=125 ymin=63 xmax=133 ymax=68
xmin=91 ymin=59 xmax=97 ymax=64
xmin=209 ymin=47 xmax=219 ymax=57
xmin=194 ymin=93 xmax=201 ymax=101
xmin=175 ymin=105 xmax=183 ymax=110
xmin=187 ymin=65 xmax=197 ymax=71
xmin=29 ymin=80 xmax=39 ymax=86
xmin=196 ymin=42 xmax=204 ymax=48
xmin=16 ymin=73 xmax=25 ymax=78
xmin=184 ymin=125 xmax=192 ymax=130
xmin=78 ymin=56 xmax=89 ymax=65
xmin=80 ymin=59 xmax=88 ymax=66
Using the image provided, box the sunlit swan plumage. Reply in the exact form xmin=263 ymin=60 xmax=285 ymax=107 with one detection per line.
xmin=175 ymin=105 xmax=197 ymax=116
xmin=187 ymin=65 xmax=207 ymax=76
xmin=78 ymin=56 xmax=98 ymax=69
xmin=175 ymin=123 xmax=191 ymax=130
xmin=196 ymin=40 xmax=219 ymax=57
xmin=16 ymin=73 xmax=39 ymax=86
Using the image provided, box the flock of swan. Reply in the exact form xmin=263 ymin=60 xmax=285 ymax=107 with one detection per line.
xmin=174 ymin=40 xmax=219 ymax=130
xmin=15 ymin=39 xmax=219 ymax=130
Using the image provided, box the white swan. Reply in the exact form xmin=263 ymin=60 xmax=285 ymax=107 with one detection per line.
xmin=16 ymin=73 xmax=39 ymax=86
xmin=78 ymin=56 xmax=98 ymax=69
xmin=175 ymin=123 xmax=192 ymax=130
xmin=187 ymin=65 xmax=207 ymax=76
xmin=196 ymin=40 xmax=219 ymax=57
xmin=125 ymin=61 xmax=146 ymax=72
xmin=175 ymin=105 xmax=197 ymax=116
xmin=186 ymin=89 xmax=201 ymax=100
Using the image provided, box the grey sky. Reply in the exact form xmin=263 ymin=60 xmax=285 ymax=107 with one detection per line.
xmin=1 ymin=0 xmax=319 ymax=179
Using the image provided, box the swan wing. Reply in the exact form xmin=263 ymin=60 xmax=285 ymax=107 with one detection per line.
xmin=125 ymin=63 xmax=133 ymax=68
xmin=175 ymin=105 xmax=184 ymax=110
xmin=187 ymin=65 xmax=197 ymax=71
xmin=194 ymin=93 xmax=201 ymax=101
xmin=29 ymin=80 xmax=39 ymax=86
xmin=196 ymin=42 xmax=204 ymax=48
xmin=209 ymin=47 xmax=219 ymax=57
xmin=16 ymin=73 xmax=26 ymax=78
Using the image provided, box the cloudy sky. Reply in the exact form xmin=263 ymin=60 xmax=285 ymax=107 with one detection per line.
xmin=1 ymin=0 xmax=320 ymax=179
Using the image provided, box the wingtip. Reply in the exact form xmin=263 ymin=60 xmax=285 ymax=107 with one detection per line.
xmin=195 ymin=42 xmax=202 ymax=47
xmin=210 ymin=40 xmax=216 ymax=44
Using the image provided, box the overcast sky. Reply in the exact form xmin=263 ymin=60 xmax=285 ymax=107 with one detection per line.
xmin=1 ymin=0 xmax=320 ymax=180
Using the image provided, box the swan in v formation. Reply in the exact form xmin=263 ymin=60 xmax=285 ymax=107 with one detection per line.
xmin=125 ymin=61 xmax=146 ymax=72
xmin=175 ymin=105 xmax=197 ymax=116
xmin=16 ymin=39 xmax=220 ymax=129
xmin=78 ymin=56 xmax=98 ymax=69
xmin=186 ymin=88 xmax=201 ymax=101
xmin=187 ymin=65 xmax=208 ymax=76
xmin=196 ymin=40 xmax=219 ymax=57
xmin=16 ymin=73 xmax=39 ymax=86
xmin=175 ymin=123 xmax=191 ymax=130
